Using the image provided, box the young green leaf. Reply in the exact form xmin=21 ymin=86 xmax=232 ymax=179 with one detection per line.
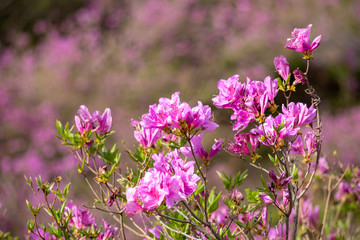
xmin=291 ymin=164 xmax=299 ymax=182
xmin=278 ymin=77 xmax=285 ymax=91
xmin=207 ymin=191 xmax=221 ymax=214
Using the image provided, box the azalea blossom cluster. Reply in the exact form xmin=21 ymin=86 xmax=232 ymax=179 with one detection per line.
xmin=213 ymin=74 xmax=318 ymax=157
xmin=125 ymin=91 xmax=223 ymax=217
xmin=125 ymin=150 xmax=200 ymax=216
xmin=212 ymin=74 xmax=278 ymax=132
xmin=130 ymin=92 xmax=220 ymax=152
xmin=213 ymin=24 xmax=320 ymax=161
xmin=141 ymin=92 xmax=218 ymax=135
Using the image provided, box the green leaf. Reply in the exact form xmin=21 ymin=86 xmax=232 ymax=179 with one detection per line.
xmin=230 ymin=227 xmax=243 ymax=238
xmin=35 ymin=176 xmax=43 ymax=187
xmin=24 ymin=175 xmax=33 ymax=188
xmin=268 ymin=154 xmax=279 ymax=165
xmin=99 ymin=144 xmax=121 ymax=165
xmin=56 ymin=120 xmax=63 ymax=136
xmin=234 ymin=170 xmax=248 ymax=187
xmin=60 ymin=200 xmax=68 ymax=216
xmin=260 ymin=175 xmax=268 ymax=191
xmin=291 ymin=164 xmax=299 ymax=182
xmin=234 ymin=220 xmax=246 ymax=229
xmin=277 ymin=77 xmax=285 ymax=91
xmin=208 ymin=188 xmax=216 ymax=204
xmin=217 ymin=171 xmax=231 ymax=191
xmin=63 ymin=183 xmax=71 ymax=198
xmin=285 ymin=73 xmax=292 ymax=86
xmin=44 ymin=208 xmax=54 ymax=217
xmin=250 ymin=214 xmax=261 ymax=228
xmin=26 ymin=220 xmax=35 ymax=232
xmin=245 ymin=189 xmax=259 ymax=203
xmin=208 ymin=191 xmax=221 ymax=214
xmin=26 ymin=200 xmax=34 ymax=214
xmin=48 ymin=224 xmax=62 ymax=238
xmin=194 ymin=181 xmax=205 ymax=196
xmin=344 ymin=167 xmax=352 ymax=180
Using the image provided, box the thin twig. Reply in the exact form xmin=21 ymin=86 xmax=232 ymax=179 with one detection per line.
xmin=83 ymin=204 xmax=122 ymax=214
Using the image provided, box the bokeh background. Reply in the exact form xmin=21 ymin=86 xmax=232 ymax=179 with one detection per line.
xmin=1 ymin=0 xmax=360 ymax=237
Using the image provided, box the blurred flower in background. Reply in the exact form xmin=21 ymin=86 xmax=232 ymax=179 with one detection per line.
xmin=0 ymin=0 xmax=360 ymax=237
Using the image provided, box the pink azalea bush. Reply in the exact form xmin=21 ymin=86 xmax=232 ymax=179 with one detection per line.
xmin=13 ymin=24 xmax=359 ymax=240
xmin=1 ymin=0 xmax=360 ymax=238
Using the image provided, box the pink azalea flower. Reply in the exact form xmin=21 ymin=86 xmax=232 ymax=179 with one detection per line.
xmin=75 ymin=105 xmax=97 ymax=135
xmin=259 ymin=194 xmax=273 ymax=206
xmin=227 ymin=132 xmax=260 ymax=158
xmin=285 ymin=24 xmax=321 ymax=58
xmin=269 ymin=169 xmax=292 ymax=190
xmin=209 ymin=137 xmax=223 ymax=159
xmin=264 ymin=76 xmax=278 ymax=103
xmin=183 ymin=101 xmax=219 ymax=131
xmin=231 ymin=109 xmax=255 ymax=131
xmin=94 ymin=108 xmax=112 ymax=135
xmin=75 ymin=105 xmax=112 ymax=136
xmin=64 ymin=201 xmax=96 ymax=229
xmin=282 ymin=102 xmax=316 ymax=127
xmin=125 ymin=187 xmax=144 ymax=216
xmin=138 ymin=171 xmax=168 ymax=211
xmin=125 ymin=171 xmax=167 ymax=216
xmin=256 ymin=114 xmax=299 ymax=148
xmin=212 ymin=75 xmax=244 ymax=109
xmin=134 ymin=127 xmax=162 ymax=148
xmin=290 ymin=131 xmax=318 ymax=162
xmin=304 ymin=131 xmax=318 ymax=155
xmin=261 ymin=207 xmax=268 ymax=226
xmin=311 ymin=157 xmax=329 ymax=174
xmin=274 ymin=55 xmax=290 ymax=80
xmin=293 ymin=69 xmax=306 ymax=85
xmin=290 ymin=135 xmax=306 ymax=156
xmin=164 ymin=175 xmax=186 ymax=208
